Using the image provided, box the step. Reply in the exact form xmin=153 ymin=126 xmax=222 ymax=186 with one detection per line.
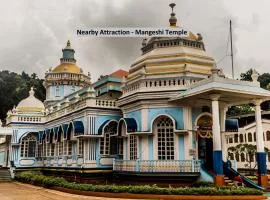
xmin=0 ymin=169 xmax=11 ymax=180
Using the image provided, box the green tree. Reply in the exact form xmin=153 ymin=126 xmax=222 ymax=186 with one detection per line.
xmin=240 ymin=68 xmax=270 ymax=89
xmin=228 ymin=68 xmax=270 ymax=116
xmin=258 ymin=73 xmax=270 ymax=89
xmin=0 ymin=70 xmax=45 ymax=124
xmin=240 ymin=69 xmax=253 ymax=82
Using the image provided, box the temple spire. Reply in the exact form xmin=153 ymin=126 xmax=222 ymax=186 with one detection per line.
xmin=29 ymin=87 xmax=35 ymax=96
xmin=61 ymin=40 xmax=76 ymax=64
xmin=169 ymin=3 xmax=177 ymax=26
xmin=67 ymin=40 xmax=71 ymax=47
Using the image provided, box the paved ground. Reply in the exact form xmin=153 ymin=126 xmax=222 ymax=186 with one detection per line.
xmin=0 ymin=182 xmax=134 ymax=200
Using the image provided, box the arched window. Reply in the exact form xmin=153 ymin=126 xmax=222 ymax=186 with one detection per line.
xmin=20 ymin=133 xmax=37 ymax=158
xmin=77 ymin=138 xmax=84 ymax=155
xmin=249 ymin=154 xmax=254 ymax=162
xmin=240 ymin=153 xmax=245 ymax=162
xmin=154 ymin=116 xmax=174 ymax=160
xmin=235 ymin=153 xmax=240 ymax=162
xmin=239 ymin=134 xmax=244 ymax=143
xmin=234 ymin=134 xmax=238 ymax=143
xmin=254 ymin=132 xmax=256 ymax=142
xmin=228 ymin=152 xmax=234 ymax=160
xmin=100 ymin=121 xmax=117 ymax=155
xmin=248 ymin=132 xmax=252 ymax=142
xmin=64 ymin=124 xmax=73 ymax=156
xmin=267 ymin=131 xmax=270 ymax=141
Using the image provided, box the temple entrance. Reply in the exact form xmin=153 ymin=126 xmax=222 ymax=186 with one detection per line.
xmin=196 ymin=114 xmax=213 ymax=171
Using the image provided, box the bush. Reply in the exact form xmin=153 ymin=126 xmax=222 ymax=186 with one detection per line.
xmin=191 ymin=181 xmax=215 ymax=187
xmin=15 ymin=171 xmax=263 ymax=196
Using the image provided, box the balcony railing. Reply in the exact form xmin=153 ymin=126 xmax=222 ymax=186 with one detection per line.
xmin=113 ymin=159 xmax=201 ymax=173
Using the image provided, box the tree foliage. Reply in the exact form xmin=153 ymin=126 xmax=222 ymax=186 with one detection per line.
xmin=228 ymin=68 xmax=270 ymax=116
xmin=0 ymin=70 xmax=45 ymax=123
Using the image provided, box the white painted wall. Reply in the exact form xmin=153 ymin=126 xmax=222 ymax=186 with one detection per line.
xmin=226 ymin=119 xmax=270 ymax=169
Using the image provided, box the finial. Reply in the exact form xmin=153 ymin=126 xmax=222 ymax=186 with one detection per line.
xmin=12 ymin=105 xmax=17 ymax=113
xmin=29 ymin=87 xmax=34 ymax=96
xmin=169 ymin=3 xmax=176 ymax=12
xmin=251 ymin=69 xmax=260 ymax=86
xmin=169 ymin=3 xmax=177 ymax=26
xmin=197 ymin=33 xmax=203 ymax=41
xmin=142 ymin=38 xmax=147 ymax=47
xmin=67 ymin=40 xmax=71 ymax=47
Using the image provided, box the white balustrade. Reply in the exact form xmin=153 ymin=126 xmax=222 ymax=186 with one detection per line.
xmin=113 ymin=159 xmax=201 ymax=173
xmin=122 ymin=78 xmax=198 ymax=96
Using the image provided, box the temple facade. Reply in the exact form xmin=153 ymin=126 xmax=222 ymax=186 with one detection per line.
xmin=1 ymin=4 xmax=270 ymax=186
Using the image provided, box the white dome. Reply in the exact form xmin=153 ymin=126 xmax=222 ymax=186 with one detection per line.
xmin=17 ymin=87 xmax=45 ymax=113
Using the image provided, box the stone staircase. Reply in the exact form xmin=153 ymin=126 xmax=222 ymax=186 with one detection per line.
xmin=224 ymin=176 xmax=235 ymax=186
xmin=224 ymin=176 xmax=244 ymax=186
xmin=0 ymin=168 xmax=11 ymax=181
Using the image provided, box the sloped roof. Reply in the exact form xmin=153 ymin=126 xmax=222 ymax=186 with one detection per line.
xmin=110 ymin=69 xmax=128 ymax=78
xmin=171 ymin=74 xmax=270 ymax=105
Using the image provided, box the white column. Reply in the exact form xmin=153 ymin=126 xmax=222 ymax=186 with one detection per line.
xmin=184 ymin=106 xmax=193 ymax=159
xmin=254 ymin=100 xmax=264 ymax=152
xmin=210 ymin=94 xmax=224 ymax=177
xmin=220 ymin=106 xmax=228 ymax=161
xmin=253 ymin=99 xmax=268 ymax=183
xmin=141 ymin=108 xmax=148 ymax=132
xmin=210 ymin=94 xmax=222 ymax=151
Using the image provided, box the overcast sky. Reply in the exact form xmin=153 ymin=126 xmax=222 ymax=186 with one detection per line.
xmin=0 ymin=0 xmax=269 ymax=81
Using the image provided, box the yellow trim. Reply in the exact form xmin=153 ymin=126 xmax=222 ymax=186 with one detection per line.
xmin=17 ymin=107 xmax=44 ymax=111
xmin=145 ymin=61 xmax=213 ymax=67
xmin=52 ymin=63 xmax=81 ymax=73
xmin=145 ymin=67 xmax=211 ymax=74
xmin=131 ymin=53 xmax=214 ymax=68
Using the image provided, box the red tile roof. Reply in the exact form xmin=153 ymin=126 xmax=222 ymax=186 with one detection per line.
xmin=110 ymin=69 xmax=128 ymax=78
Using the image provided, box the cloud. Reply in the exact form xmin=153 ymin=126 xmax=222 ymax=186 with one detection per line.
xmin=0 ymin=0 xmax=267 ymax=82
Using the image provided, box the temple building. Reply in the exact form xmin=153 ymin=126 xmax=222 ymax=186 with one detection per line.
xmin=44 ymin=40 xmax=91 ymax=106
xmin=1 ymin=4 xmax=270 ymax=187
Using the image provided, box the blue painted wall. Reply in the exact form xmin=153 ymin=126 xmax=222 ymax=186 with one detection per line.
xmin=148 ymin=136 xmax=153 ymax=160
xmin=63 ymin=49 xmax=74 ymax=59
xmin=126 ymin=110 xmax=141 ymax=132
xmin=191 ymin=107 xmax=202 ymax=126
xmin=148 ymin=107 xmax=184 ymax=131
xmin=96 ymin=139 xmax=101 ymax=167
xmin=178 ymin=135 xmax=185 ymax=160
xmin=191 ymin=107 xmax=202 ymax=149
xmin=95 ymin=115 xmax=121 ymax=134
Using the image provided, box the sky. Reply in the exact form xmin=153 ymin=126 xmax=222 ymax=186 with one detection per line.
xmin=0 ymin=0 xmax=270 ymax=81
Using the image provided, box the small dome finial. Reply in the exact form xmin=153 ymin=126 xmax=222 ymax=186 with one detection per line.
xmin=29 ymin=87 xmax=34 ymax=96
xmin=67 ymin=40 xmax=71 ymax=47
xmin=169 ymin=3 xmax=177 ymax=26
xmin=169 ymin=3 xmax=176 ymax=12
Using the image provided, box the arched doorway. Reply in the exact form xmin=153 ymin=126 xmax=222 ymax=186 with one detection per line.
xmin=196 ymin=114 xmax=213 ymax=171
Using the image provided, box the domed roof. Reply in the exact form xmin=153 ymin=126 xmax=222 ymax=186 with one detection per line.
xmin=52 ymin=63 xmax=81 ymax=73
xmin=17 ymin=87 xmax=45 ymax=112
